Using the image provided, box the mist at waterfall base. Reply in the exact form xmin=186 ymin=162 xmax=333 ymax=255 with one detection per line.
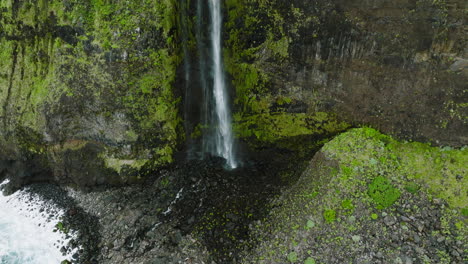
xmin=182 ymin=0 xmax=238 ymax=169
xmin=0 ymin=181 xmax=74 ymax=264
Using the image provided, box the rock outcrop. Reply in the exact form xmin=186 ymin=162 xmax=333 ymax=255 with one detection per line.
xmin=242 ymin=128 xmax=467 ymax=263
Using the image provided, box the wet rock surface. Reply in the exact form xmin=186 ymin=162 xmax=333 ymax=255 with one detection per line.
xmin=70 ymin=156 xmax=293 ymax=263
xmin=0 ymin=182 xmax=100 ymax=264
xmin=22 ymin=148 xmax=304 ymax=264
xmin=24 ymin=184 xmax=101 ymax=264
xmin=3 ymin=130 xmax=466 ymax=264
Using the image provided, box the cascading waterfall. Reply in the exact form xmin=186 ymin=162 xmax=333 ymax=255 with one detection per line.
xmin=183 ymin=0 xmax=238 ymax=168
xmin=207 ymin=0 xmax=237 ymax=168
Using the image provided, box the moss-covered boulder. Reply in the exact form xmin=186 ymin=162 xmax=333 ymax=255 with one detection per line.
xmin=0 ymin=0 xmax=183 ymax=188
xmin=243 ymin=128 xmax=467 ymax=263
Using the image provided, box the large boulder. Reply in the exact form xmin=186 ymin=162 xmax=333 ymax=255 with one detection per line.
xmin=242 ymin=128 xmax=467 ymax=263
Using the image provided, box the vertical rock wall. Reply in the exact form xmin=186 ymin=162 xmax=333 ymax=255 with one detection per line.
xmin=0 ymin=0 xmax=183 ymax=188
xmin=224 ymin=0 xmax=467 ymax=147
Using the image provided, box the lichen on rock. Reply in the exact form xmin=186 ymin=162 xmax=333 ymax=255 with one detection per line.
xmin=0 ymin=0 xmax=184 ymax=188
xmin=243 ymin=128 xmax=467 ymax=263
xmin=223 ymin=0 xmax=468 ymax=147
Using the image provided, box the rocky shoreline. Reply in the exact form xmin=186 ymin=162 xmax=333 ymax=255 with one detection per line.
xmin=11 ymin=149 xmax=303 ymax=264
xmin=8 ymin=130 xmax=465 ymax=264
xmin=7 ymin=183 xmax=101 ymax=264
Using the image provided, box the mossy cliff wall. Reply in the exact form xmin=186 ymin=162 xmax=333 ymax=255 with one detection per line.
xmin=223 ymin=0 xmax=467 ymax=147
xmin=0 ymin=0 xmax=183 ymax=189
xmin=0 ymin=0 xmax=466 ymax=188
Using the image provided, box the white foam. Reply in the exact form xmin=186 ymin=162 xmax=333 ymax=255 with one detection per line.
xmin=0 ymin=181 xmax=76 ymax=264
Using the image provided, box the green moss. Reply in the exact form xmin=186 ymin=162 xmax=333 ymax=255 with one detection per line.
xmin=223 ymin=1 xmax=354 ymax=153
xmin=245 ymin=128 xmax=467 ymax=262
xmin=53 ymin=140 xmax=88 ymax=151
xmin=341 ymin=199 xmax=355 ymax=214
xmin=0 ymin=0 xmax=183 ymax=174
xmin=103 ymin=157 xmax=148 ymax=174
xmin=287 ymin=251 xmax=298 ymax=262
xmin=322 ymin=127 xmax=467 ymax=209
xmin=124 ymin=130 xmax=139 ymax=142
xmin=367 ymin=176 xmax=401 ymax=209
xmin=462 ymin=208 xmax=468 ymax=217
xmin=389 ymin=142 xmax=468 ymax=208
xmin=154 ymin=145 xmax=174 ymax=165
xmin=323 ymin=209 xmax=337 ymax=223
xmin=265 ymin=34 xmax=290 ymax=58
xmin=233 ymin=111 xmax=349 ymax=148
xmin=404 ymin=182 xmax=420 ymax=194
xmin=160 ymin=177 xmax=170 ymax=187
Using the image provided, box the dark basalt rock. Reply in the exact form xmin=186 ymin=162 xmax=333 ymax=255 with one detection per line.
xmin=224 ymin=0 xmax=467 ymax=147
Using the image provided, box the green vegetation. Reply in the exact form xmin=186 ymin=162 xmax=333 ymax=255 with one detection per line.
xmin=245 ymin=128 xmax=467 ymax=262
xmin=404 ymin=182 xmax=420 ymax=194
xmin=367 ymin=176 xmax=401 ymax=209
xmin=323 ymin=209 xmax=337 ymax=223
xmin=287 ymin=251 xmax=298 ymax=262
xmin=233 ymin=112 xmax=349 ymax=146
xmin=462 ymin=208 xmax=468 ymax=217
xmin=322 ymin=127 xmax=467 ymax=209
xmin=223 ymin=0 xmax=350 ymax=150
xmin=0 ymin=0 xmax=183 ymax=181
xmin=341 ymin=199 xmax=355 ymax=213
xmin=55 ymin=221 xmax=68 ymax=234
xmin=102 ymin=157 xmax=148 ymax=174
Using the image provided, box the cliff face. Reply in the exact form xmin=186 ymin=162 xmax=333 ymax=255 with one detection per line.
xmin=224 ymin=0 xmax=467 ymax=147
xmin=0 ymin=0 xmax=183 ymax=189
xmin=0 ymin=0 xmax=466 ymax=188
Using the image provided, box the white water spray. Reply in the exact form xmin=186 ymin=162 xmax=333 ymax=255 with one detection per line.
xmin=0 ymin=181 xmax=76 ymax=264
xmin=208 ymin=0 xmax=237 ymax=168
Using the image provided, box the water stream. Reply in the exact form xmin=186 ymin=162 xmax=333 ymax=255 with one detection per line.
xmin=183 ymin=0 xmax=238 ymax=168
xmin=207 ymin=0 xmax=237 ymax=169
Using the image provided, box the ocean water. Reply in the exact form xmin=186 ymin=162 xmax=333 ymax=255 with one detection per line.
xmin=0 ymin=181 xmax=73 ymax=264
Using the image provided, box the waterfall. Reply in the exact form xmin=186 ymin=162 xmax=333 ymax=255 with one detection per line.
xmin=183 ymin=0 xmax=237 ymax=168
xmin=207 ymin=0 xmax=237 ymax=168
